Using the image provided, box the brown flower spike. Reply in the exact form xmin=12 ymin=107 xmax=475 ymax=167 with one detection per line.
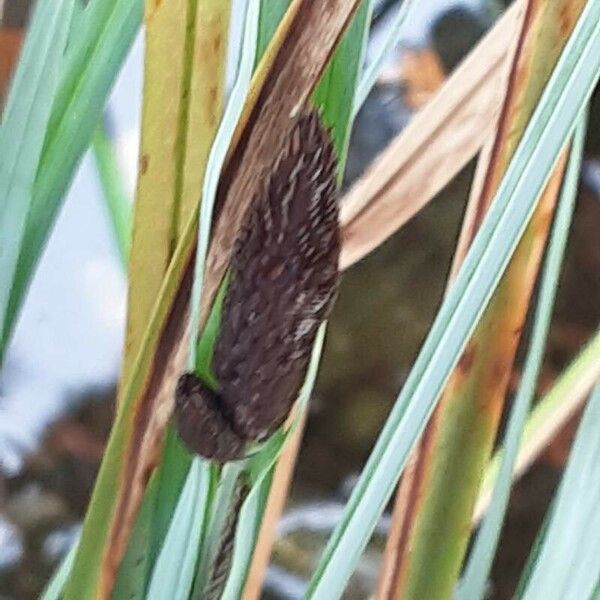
xmin=175 ymin=112 xmax=340 ymax=462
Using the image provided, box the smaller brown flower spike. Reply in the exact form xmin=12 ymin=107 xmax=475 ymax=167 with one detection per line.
xmin=175 ymin=112 xmax=340 ymax=463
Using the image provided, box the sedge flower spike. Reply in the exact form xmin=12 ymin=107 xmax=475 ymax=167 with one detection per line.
xmin=175 ymin=112 xmax=340 ymax=462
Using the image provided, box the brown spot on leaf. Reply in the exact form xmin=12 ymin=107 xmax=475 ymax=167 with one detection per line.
xmin=492 ymin=356 xmax=512 ymax=388
xmin=207 ymin=86 xmax=219 ymax=125
xmin=558 ymin=4 xmax=576 ymax=38
xmin=457 ymin=342 xmax=477 ymax=375
xmin=146 ymin=0 xmax=163 ymax=21
xmin=140 ymin=154 xmax=149 ymax=175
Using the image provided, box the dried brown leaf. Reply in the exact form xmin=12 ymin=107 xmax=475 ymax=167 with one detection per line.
xmin=338 ymin=0 xmax=525 ymax=271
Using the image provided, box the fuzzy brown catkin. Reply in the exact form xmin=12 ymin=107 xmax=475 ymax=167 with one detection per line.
xmin=175 ymin=111 xmax=340 ymax=463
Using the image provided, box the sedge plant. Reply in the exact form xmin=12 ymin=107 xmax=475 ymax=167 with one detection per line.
xmin=1 ymin=1 xmax=599 ymax=599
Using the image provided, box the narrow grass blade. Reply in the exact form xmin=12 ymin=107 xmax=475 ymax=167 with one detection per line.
xmin=307 ymin=5 xmax=600 ymax=595
xmin=144 ymin=430 xmax=194 ymax=565
xmin=112 ymin=2 xmax=231 ymax=591
xmin=457 ymin=109 xmax=587 ymax=600
xmin=191 ymin=462 xmax=246 ymax=599
xmin=352 ymin=0 xmax=415 ymax=116
xmin=188 ymin=0 xmax=260 ymax=367
xmin=40 ymin=537 xmax=79 ymax=600
xmin=91 ymin=118 xmax=131 ymax=265
xmin=145 ymin=459 xmax=211 ymax=600
xmin=111 ymin=476 xmax=161 ymax=600
xmin=222 ymin=471 xmax=273 ymax=600
xmin=122 ymin=0 xmax=230 ymax=386
xmin=131 ymin=1 xmax=259 ymax=596
xmin=176 ymin=1 xmax=232 ymax=237
xmin=2 ymin=0 xmax=142 ymax=354
xmin=513 ymin=497 xmax=555 ymax=598
xmin=255 ymin=1 xmax=290 ymax=61
xmin=110 ymin=0 xmax=232 ymax=593
xmin=518 ymin=384 xmax=600 ymax=600
xmin=0 ymin=0 xmax=61 ymax=124
xmin=313 ymin=1 xmax=373 ymax=169
xmin=0 ymin=0 xmax=74 ymax=354
xmin=122 ymin=0 xmax=199 ymax=379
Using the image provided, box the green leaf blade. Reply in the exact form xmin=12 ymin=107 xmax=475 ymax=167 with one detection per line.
xmin=146 ymin=459 xmax=212 ymax=600
xmin=519 ymin=384 xmax=600 ymax=600
xmin=0 ymin=0 xmax=75 ymax=353
xmin=2 ymin=0 xmax=142 ymax=354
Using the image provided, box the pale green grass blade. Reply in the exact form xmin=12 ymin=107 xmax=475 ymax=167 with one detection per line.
xmin=307 ymin=5 xmax=600 ymax=596
xmin=146 ymin=459 xmax=211 ymax=600
xmin=0 ymin=0 xmax=69 ymax=197
xmin=187 ymin=0 xmax=261 ymax=367
xmin=69 ymin=0 xmax=86 ymax=34
xmin=144 ymin=430 xmax=194 ymax=567
xmin=0 ymin=0 xmax=59 ymax=124
xmin=514 ymin=500 xmax=554 ymax=598
xmin=2 ymin=0 xmax=142 ymax=352
xmin=222 ymin=471 xmax=272 ymax=600
xmin=111 ymin=476 xmax=162 ymax=600
xmin=191 ymin=462 xmax=246 ymax=599
xmin=40 ymin=537 xmax=79 ymax=600
xmin=0 ymin=0 xmax=74 ymax=350
xmin=352 ymin=0 xmax=416 ymax=116
xmin=519 ymin=384 xmax=600 ymax=600
xmin=91 ymin=118 xmax=131 ymax=265
xmin=457 ymin=109 xmax=588 ymax=600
